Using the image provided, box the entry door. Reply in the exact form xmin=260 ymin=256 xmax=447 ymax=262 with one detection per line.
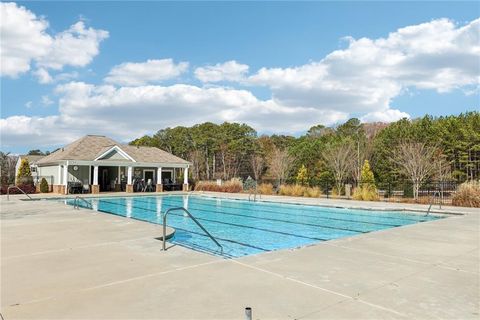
xmin=102 ymin=169 xmax=109 ymax=191
xmin=144 ymin=170 xmax=154 ymax=184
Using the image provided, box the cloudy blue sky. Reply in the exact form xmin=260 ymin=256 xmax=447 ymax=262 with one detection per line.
xmin=1 ymin=1 xmax=479 ymax=153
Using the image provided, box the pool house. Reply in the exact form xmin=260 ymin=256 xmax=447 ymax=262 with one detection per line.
xmin=35 ymin=135 xmax=191 ymax=194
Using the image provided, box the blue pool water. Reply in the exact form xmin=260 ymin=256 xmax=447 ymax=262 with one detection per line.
xmin=64 ymin=195 xmax=441 ymax=258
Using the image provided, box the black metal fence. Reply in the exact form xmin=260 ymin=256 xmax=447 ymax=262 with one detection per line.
xmin=249 ymin=177 xmax=458 ymax=204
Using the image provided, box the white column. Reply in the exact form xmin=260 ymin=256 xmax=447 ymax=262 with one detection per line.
xmin=117 ymin=166 xmax=121 ymax=183
xmin=157 ymin=167 xmax=162 ymax=184
xmin=88 ymin=165 xmax=92 ymax=185
xmin=57 ymin=165 xmax=62 ymax=185
xmin=183 ymin=167 xmax=189 ymax=185
xmin=127 ymin=166 xmax=133 ymax=184
xmin=63 ymin=161 xmax=69 ymax=194
xmin=93 ymin=166 xmax=99 ymax=185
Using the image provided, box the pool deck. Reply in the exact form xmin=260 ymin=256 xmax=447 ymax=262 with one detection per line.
xmin=1 ymin=192 xmax=478 ymax=319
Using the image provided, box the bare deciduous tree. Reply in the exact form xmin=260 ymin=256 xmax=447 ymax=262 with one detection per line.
xmin=322 ymin=142 xmax=355 ymax=194
xmin=269 ymin=148 xmax=293 ymax=185
xmin=0 ymin=152 xmax=18 ymax=186
xmin=250 ymin=154 xmax=265 ymax=181
xmin=391 ymin=142 xmax=437 ymax=199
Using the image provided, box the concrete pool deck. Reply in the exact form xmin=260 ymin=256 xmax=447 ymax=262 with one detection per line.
xmin=1 ymin=192 xmax=478 ymax=319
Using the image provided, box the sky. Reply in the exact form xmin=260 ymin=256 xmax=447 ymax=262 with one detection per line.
xmin=1 ymin=1 xmax=479 ymax=154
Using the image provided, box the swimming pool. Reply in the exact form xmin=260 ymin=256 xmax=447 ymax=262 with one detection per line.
xmin=65 ymin=195 xmax=441 ymax=258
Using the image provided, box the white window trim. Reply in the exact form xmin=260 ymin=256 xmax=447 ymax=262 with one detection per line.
xmin=143 ymin=169 xmax=155 ymax=182
xmin=94 ymin=146 xmax=136 ymax=162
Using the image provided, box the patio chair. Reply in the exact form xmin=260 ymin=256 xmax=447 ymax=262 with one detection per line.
xmin=82 ymin=182 xmax=90 ymax=194
xmin=144 ymin=179 xmax=154 ymax=192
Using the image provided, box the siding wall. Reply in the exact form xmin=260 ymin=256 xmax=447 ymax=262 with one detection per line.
xmin=37 ymin=166 xmax=60 ymax=184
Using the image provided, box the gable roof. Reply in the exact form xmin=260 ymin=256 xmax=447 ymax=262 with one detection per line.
xmin=18 ymin=155 xmax=45 ymax=164
xmin=36 ymin=135 xmax=189 ymax=165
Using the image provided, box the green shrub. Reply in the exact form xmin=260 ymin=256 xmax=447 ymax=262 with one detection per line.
xmin=452 ymin=181 xmax=480 ymax=208
xmin=243 ymin=176 xmax=256 ymax=191
xmin=40 ymin=178 xmax=49 ymax=193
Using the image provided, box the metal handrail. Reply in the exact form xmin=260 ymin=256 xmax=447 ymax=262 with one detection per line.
xmin=6 ymin=185 xmax=33 ymax=200
xmin=74 ymin=196 xmax=93 ymax=210
xmin=248 ymin=186 xmax=260 ymax=202
xmin=162 ymin=207 xmax=223 ymax=254
xmin=426 ymin=190 xmax=442 ymax=216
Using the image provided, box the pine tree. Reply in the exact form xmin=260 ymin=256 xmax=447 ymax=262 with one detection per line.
xmin=353 ymin=160 xmax=378 ymax=201
xmin=360 ymin=160 xmax=375 ymax=187
xmin=296 ymin=164 xmax=308 ymax=186
xmin=16 ymin=159 xmax=33 ymax=185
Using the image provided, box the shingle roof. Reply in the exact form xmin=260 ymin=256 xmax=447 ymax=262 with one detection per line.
xmin=36 ymin=135 xmax=189 ymax=165
xmin=19 ymin=155 xmax=45 ymax=164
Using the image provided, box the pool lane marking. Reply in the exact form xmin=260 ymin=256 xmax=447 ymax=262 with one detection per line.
xmin=161 ymin=199 xmax=395 ymax=231
xmin=131 ymin=197 xmax=371 ymax=234
xmin=94 ymin=198 xmax=336 ymax=241
xmin=172 ymin=226 xmax=270 ymax=253
xmin=184 ymin=195 xmax=432 ymax=223
xmin=231 ymin=259 xmax=407 ymax=317
xmin=144 ymin=195 xmax=425 ymax=225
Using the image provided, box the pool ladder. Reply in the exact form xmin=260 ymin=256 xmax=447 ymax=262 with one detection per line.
xmin=162 ymin=207 xmax=223 ymax=254
xmin=426 ymin=190 xmax=442 ymax=216
xmin=73 ymin=196 xmax=93 ymax=210
xmin=248 ymin=187 xmax=260 ymax=202
xmin=6 ymin=185 xmax=33 ymax=201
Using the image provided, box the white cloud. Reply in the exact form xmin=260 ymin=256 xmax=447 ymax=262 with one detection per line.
xmin=360 ymin=108 xmax=410 ymax=123
xmin=0 ymin=2 xmax=51 ymax=77
xmin=104 ymin=59 xmax=189 ymax=86
xmin=25 ymin=101 xmax=33 ymax=109
xmin=195 ymin=60 xmax=249 ymax=82
xmin=37 ymin=21 xmax=108 ymax=70
xmin=248 ymin=18 xmax=479 ymax=121
xmin=0 ymin=3 xmax=108 ymax=80
xmin=0 ymin=82 xmax=347 ymax=147
xmin=2 ymin=17 xmax=479 ymax=149
xmin=33 ymin=68 xmax=53 ymax=84
xmin=41 ymin=95 xmax=54 ymax=106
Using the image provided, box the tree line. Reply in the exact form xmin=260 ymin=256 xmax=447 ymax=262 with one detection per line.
xmin=130 ymin=112 xmax=479 ymax=193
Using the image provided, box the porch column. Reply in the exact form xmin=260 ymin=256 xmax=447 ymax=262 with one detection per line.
xmin=115 ymin=166 xmax=121 ymax=191
xmin=183 ymin=167 xmax=189 ymax=191
xmin=156 ymin=167 xmax=163 ymax=192
xmin=126 ymin=166 xmax=133 ymax=193
xmin=55 ymin=165 xmax=62 ymax=194
xmin=63 ymin=162 xmax=68 ymax=195
xmin=92 ymin=165 xmax=99 ymax=194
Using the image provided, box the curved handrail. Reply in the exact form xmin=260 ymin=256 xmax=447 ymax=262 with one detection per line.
xmin=7 ymin=185 xmax=33 ymax=201
xmin=248 ymin=185 xmax=260 ymax=202
xmin=426 ymin=190 xmax=442 ymax=216
xmin=162 ymin=207 xmax=223 ymax=254
xmin=74 ymin=196 xmax=93 ymax=210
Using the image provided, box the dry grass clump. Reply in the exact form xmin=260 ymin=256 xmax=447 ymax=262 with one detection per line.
xmin=303 ymin=186 xmax=322 ymax=198
xmin=257 ymin=183 xmax=274 ymax=195
xmin=352 ymin=186 xmax=380 ymax=201
xmin=278 ymin=184 xmax=322 ymax=198
xmin=195 ymin=179 xmax=243 ymax=193
xmin=452 ymin=181 xmax=480 ymax=208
